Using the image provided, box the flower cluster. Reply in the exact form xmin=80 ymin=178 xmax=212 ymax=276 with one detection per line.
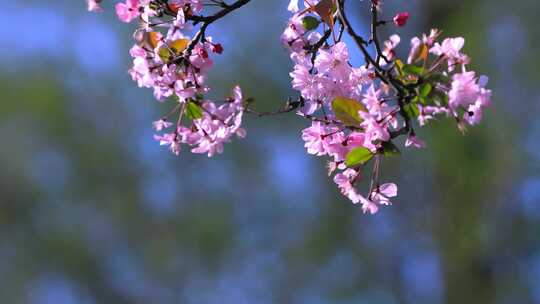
xmin=88 ymin=0 xmax=247 ymax=156
xmin=283 ymin=0 xmax=491 ymax=213
xmin=87 ymin=0 xmax=493 ymax=215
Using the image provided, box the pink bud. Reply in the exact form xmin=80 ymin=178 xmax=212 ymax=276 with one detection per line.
xmin=212 ymin=43 xmax=224 ymax=54
xmin=393 ymin=12 xmax=409 ymax=27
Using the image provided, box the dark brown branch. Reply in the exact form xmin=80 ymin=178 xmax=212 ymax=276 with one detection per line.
xmin=170 ymin=0 xmax=252 ymax=63
xmin=369 ymin=2 xmax=389 ymax=65
xmin=186 ymin=0 xmax=251 ymax=24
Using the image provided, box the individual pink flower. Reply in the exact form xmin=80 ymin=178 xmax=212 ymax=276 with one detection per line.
xmin=370 ymin=183 xmax=398 ymax=206
xmin=362 ymin=85 xmax=385 ymax=117
xmin=382 ymin=35 xmax=401 ymax=63
xmin=430 ymin=37 xmax=464 ymax=59
xmin=315 ymin=42 xmax=351 ymax=78
xmin=154 ymin=133 xmax=181 ymax=155
xmin=325 ymin=132 xmax=351 ymax=162
xmin=116 ymin=0 xmax=140 ymax=23
xmin=405 ymin=135 xmax=426 ymax=149
xmin=430 ymin=37 xmax=469 ymax=70
xmin=333 ymin=169 xmax=364 ymax=204
xmin=360 ymin=197 xmax=379 ymax=215
xmin=302 ymin=121 xmax=335 ymax=156
xmin=290 ymin=64 xmax=323 ymax=107
xmin=407 ymin=37 xmax=422 ymax=64
xmin=87 ymin=0 xmax=103 ymax=12
xmin=448 ymin=71 xmax=480 ymax=110
xmin=153 ymin=119 xmax=173 ymax=131
xmin=287 ymin=0 xmax=300 ymax=12
xmin=463 ymin=103 xmax=483 ymax=126
xmin=360 ymin=112 xmax=390 ymax=143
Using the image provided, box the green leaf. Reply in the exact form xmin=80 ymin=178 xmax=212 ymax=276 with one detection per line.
xmin=419 ymin=83 xmax=432 ymax=98
xmin=331 ymin=97 xmax=367 ymax=126
xmin=425 ymin=74 xmax=450 ymax=84
xmin=302 ymin=16 xmax=320 ymax=31
xmin=404 ymin=103 xmax=420 ymax=118
xmin=381 ymin=141 xmax=401 ymax=157
xmin=394 ymin=59 xmax=405 ymax=78
xmin=185 ymin=101 xmax=203 ymax=120
xmin=345 ymin=147 xmax=374 ymax=167
xmin=403 ymin=64 xmax=424 ymax=76
xmin=158 ymin=47 xmax=171 ymax=62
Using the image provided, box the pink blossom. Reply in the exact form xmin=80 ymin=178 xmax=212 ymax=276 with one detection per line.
xmin=407 ymin=37 xmax=422 ymax=64
xmin=116 ymin=0 xmax=140 ymax=23
xmin=333 ymin=169 xmax=364 ymax=204
xmin=87 ymin=0 xmax=103 ymax=12
xmin=405 ymin=135 xmax=426 ymax=149
xmin=154 ymin=133 xmax=181 ymax=155
xmin=430 ymin=37 xmax=469 ymax=70
xmin=287 ymin=0 xmax=299 ymax=12
xmin=430 ymin=37 xmax=465 ymax=59
xmin=290 ymin=64 xmax=323 ymax=107
xmin=302 ymin=121 xmax=335 ymax=156
xmin=371 ymin=183 xmax=398 ymax=206
xmin=448 ymin=71 xmax=481 ymax=110
xmin=315 ymin=42 xmax=350 ymax=77
xmin=360 ymin=112 xmax=391 ymax=143
xmin=361 ymin=197 xmax=379 ymax=215
xmin=382 ymin=34 xmax=401 ymax=63
xmin=153 ymin=119 xmax=173 ymax=131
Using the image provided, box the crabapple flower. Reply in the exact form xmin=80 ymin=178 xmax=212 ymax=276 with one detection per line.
xmin=361 ymin=197 xmax=379 ymax=215
xmin=87 ymin=0 xmax=103 ymax=12
xmin=153 ymin=119 xmax=173 ymax=132
xmin=430 ymin=37 xmax=465 ymax=59
xmin=334 ymin=169 xmax=364 ymax=204
xmin=430 ymin=37 xmax=469 ymax=70
xmin=382 ymin=35 xmax=401 ymax=63
xmin=371 ymin=183 xmax=397 ymax=206
xmin=448 ymin=71 xmax=481 ymax=109
xmin=287 ymin=0 xmax=300 ymax=12
xmin=405 ymin=135 xmax=426 ymax=149
xmin=302 ymin=121 xmax=334 ymax=156
xmin=115 ymin=0 xmax=140 ymax=23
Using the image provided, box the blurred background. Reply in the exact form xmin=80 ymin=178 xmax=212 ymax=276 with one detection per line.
xmin=0 ymin=0 xmax=539 ymax=303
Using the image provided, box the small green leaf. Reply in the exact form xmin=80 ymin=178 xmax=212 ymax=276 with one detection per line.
xmin=381 ymin=141 xmax=401 ymax=157
xmin=403 ymin=64 xmax=424 ymax=76
xmin=331 ymin=97 xmax=367 ymax=126
xmin=425 ymin=74 xmax=450 ymax=84
xmin=186 ymin=101 xmax=203 ymax=119
xmin=404 ymin=103 xmax=420 ymax=118
xmin=394 ymin=59 xmax=405 ymax=78
xmin=302 ymin=16 xmax=320 ymax=31
xmin=419 ymin=83 xmax=432 ymax=98
xmin=158 ymin=47 xmax=171 ymax=62
xmin=345 ymin=147 xmax=374 ymax=167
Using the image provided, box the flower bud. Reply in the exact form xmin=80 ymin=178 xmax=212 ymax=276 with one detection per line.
xmin=393 ymin=12 xmax=409 ymax=27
